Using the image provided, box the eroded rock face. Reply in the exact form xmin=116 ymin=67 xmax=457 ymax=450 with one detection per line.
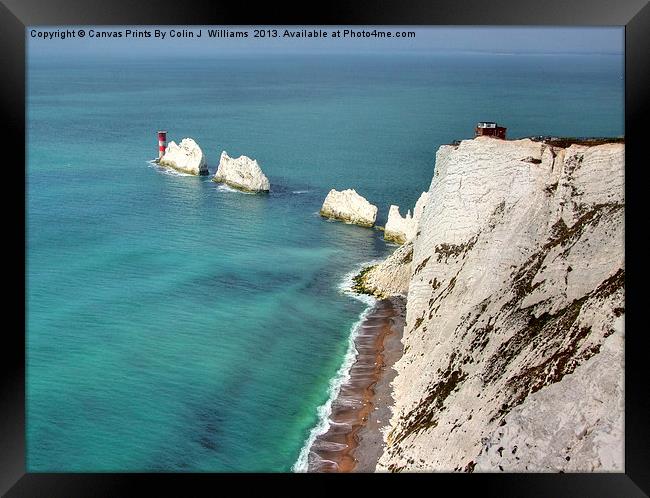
xmin=319 ymin=189 xmax=378 ymax=227
xmin=473 ymin=324 xmax=624 ymax=472
xmin=159 ymin=138 xmax=208 ymax=176
xmin=354 ymin=242 xmax=413 ymax=298
xmin=384 ymin=206 xmax=413 ymax=244
xmin=376 ymin=137 xmax=624 ymax=473
xmin=384 ymin=192 xmax=430 ymax=244
xmin=212 ymin=151 xmax=270 ymax=193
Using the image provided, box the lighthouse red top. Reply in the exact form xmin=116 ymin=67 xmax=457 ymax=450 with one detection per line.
xmin=157 ymin=131 xmax=167 ymax=159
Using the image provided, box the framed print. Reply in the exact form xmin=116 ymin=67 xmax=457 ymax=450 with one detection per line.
xmin=2 ymin=0 xmax=648 ymax=495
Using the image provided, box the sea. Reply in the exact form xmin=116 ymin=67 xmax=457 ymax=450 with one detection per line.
xmin=26 ymin=51 xmax=623 ymax=471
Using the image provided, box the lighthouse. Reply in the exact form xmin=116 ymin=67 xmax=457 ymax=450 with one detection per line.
xmin=157 ymin=130 xmax=167 ymax=160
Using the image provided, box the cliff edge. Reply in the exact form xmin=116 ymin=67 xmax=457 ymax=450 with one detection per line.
xmin=374 ymin=136 xmax=624 ymax=472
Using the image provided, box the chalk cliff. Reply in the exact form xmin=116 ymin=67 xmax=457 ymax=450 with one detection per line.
xmin=369 ymin=136 xmax=624 ymax=472
xmin=320 ymin=189 xmax=378 ymax=227
xmin=384 ymin=192 xmax=430 ymax=244
xmin=159 ymin=138 xmax=208 ymax=176
xmin=213 ymin=151 xmax=270 ymax=193
xmin=354 ymin=242 xmax=413 ymax=298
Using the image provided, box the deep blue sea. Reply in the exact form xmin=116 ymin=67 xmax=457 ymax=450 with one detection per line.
xmin=26 ymin=52 xmax=623 ymax=471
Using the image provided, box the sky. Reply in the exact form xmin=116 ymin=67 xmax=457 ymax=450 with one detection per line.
xmin=27 ymin=26 xmax=624 ymax=58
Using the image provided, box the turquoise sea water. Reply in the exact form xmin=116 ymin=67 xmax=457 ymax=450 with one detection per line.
xmin=27 ymin=52 xmax=623 ymax=471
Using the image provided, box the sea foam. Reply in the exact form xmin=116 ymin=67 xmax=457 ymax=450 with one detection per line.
xmin=292 ymin=261 xmax=380 ymax=472
xmin=213 ymin=183 xmax=261 ymax=195
xmin=146 ymin=160 xmax=194 ymax=177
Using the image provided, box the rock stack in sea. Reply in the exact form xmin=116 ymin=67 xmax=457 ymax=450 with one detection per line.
xmin=212 ymin=151 xmax=270 ymax=193
xmin=384 ymin=192 xmax=430 ymax=244
xmin=355 ymin=136 xmax=624 ymax=472
xmin=319 ymin=189 xmax=378 ymax=227
xmin=159 ymin=138 xmax=209 ymax=176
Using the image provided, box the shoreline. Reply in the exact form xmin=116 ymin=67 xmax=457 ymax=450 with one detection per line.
xmin=306 ymin=296 xmax=406 ymax=472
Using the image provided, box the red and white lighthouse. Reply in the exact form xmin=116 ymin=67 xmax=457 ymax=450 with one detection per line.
xmin=157 ymin=130 xmax=167 ymax=159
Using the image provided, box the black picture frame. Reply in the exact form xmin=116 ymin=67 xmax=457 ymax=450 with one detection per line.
xmin=3 ymin=0 xmax=648 ymax=495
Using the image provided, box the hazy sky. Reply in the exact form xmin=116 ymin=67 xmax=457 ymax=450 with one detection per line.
xmin=27 ymin=26 xmax=623 ymax=57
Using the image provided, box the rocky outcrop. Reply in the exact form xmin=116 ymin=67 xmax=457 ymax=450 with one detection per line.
xmin=375 ymin=137 xmax=624 ymax=473
xmin=320 ymin=189 xmax=378 ymax=227
xmin=473 ymin=325 xmax=624 ymax=472
xmin=159 ymin=138 xmax=208 ymax=176
xmin=212 ymin=151 xmax=270 ymax=193
xmin=353 ymin=242 xmax=413 ymax=298
xmin=384 ymin=206 xmax=414 ymax=244
xmin=384 ymin=192 xmax=430 ymax=244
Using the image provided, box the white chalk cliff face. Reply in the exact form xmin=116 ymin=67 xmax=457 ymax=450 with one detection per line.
xmin=320 ymin=189 xmax=378 ymax=227
xmin=384 ymin=192 xmax=430 ymax=244
xmin=372 ymin=137 xmax=624 ymax=472
xmin=159 ymin=138 xmax=208 ymax=176
xmin=356 ymin=242 xmax=413 ymax=298
xmin=213 ymin=151 xmax=270 ymax=193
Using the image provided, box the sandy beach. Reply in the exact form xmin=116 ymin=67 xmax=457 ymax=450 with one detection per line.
xmin=307 ymin=296 xmax=406 ymax=472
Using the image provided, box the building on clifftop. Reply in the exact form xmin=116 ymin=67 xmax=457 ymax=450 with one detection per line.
xmin=475 ymin=121 xmax=507 ymax=139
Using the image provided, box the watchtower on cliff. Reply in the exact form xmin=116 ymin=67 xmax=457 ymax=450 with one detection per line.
xmin=475 ymin=122 xmax=507 ymax=139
